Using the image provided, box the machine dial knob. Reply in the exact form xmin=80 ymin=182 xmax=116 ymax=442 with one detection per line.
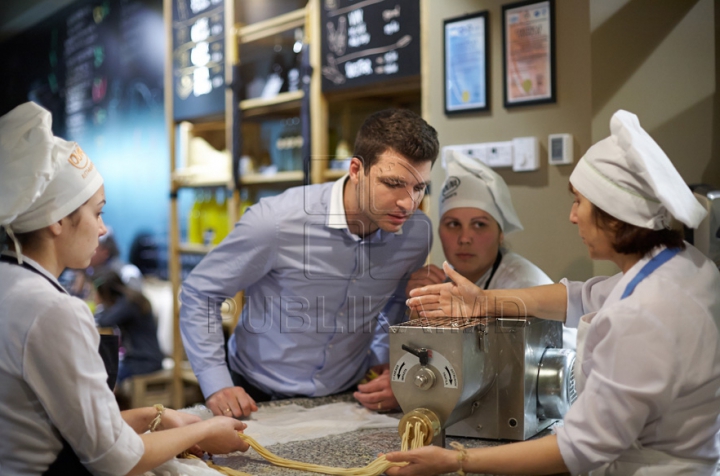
xmin=414 ymin=367 xmax=436 ymax=390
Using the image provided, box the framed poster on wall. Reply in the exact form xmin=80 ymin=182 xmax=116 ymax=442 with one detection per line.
xmin=502 ymin=0 xmax=555 ymax=107
xmin=444 ymin=11 xmax=490 ymax=114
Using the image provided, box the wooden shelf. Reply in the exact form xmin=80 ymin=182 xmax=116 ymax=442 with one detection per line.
xmin=178 ymin=243 xmax=215 ymax=254
xmin=240 ymin=90 xmax=303 ymax=119
xmin=172 ymin=175 xmax=232 ymax=189
xmin=182 ymin=120 xmax=225 ymax=132
xmin=237 ymin=8 xmax=306 ymax=44
xmin=323 ymin=168 xmax=348 ymax=181
xmin=240 ymin=170 xmax=304 ymax=185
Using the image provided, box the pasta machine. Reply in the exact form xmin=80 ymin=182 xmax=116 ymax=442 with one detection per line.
xmin=389 ymin=316 xmax=576 ymax=444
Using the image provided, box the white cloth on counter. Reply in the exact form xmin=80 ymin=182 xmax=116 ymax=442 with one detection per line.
xmin=244 ymin=403 xmax=399 ymax=447
xmin=183 ymin=402 xmax=399 ymax=448
xmin=556 ymin=244 xmax=720 ymax=475
xmin=144 ymin=457 xmax=225 ymax=476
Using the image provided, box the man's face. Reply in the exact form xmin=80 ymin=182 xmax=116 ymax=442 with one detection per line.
xmin=353 ymin=149 xmax=432 ymax=234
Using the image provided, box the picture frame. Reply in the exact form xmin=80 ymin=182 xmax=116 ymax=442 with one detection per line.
xmin=444 ymin=11 xmax=490 ymax=114
xmin=502 ymin=0 xmax=556 ymax=107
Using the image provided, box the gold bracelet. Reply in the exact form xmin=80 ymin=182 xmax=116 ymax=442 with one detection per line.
xmin=449 ymin=441 xmax=468 ymax=476
xmin=148 ymin=403 xmax=165 ymax=432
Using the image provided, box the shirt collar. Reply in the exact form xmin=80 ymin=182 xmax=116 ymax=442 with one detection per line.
xmin=327 ymin=174 xmax=350 ymax=229
xmin=325 ymin=174 xmax=403 ymax=236
xmin=0 ymin=250 xmax=68 ymax=294
xmin=604 ymin=245 xmax=668 ymax=306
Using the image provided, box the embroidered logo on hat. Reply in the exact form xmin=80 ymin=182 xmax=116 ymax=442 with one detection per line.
xmin=68 ymin=146 xmax=89 ymax=169
xmin=441 ymin=176 xmax=461 ymax=201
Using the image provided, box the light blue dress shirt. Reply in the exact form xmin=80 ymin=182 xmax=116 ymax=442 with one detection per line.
xmin=180 ymin=176 xmax=432 ymax=399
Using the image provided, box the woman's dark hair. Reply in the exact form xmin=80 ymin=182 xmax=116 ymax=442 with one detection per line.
xmin=353 ymin=108 xmax=439 ymax=173
xmin=93 ymin=270 xmax=151 ymax=315
xmin=2 ymin=204 xmax=85 ymax=250
xmin=591 ymin=204 xmax=685 ymax=256
xmin=569 ymin=183 xmax=684 ymax=256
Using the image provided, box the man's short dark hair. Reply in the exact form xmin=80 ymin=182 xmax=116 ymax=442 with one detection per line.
xmin=353 ymin=108 xmax=439 ymax=173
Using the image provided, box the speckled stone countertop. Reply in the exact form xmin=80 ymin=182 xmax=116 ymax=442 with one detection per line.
xmin=210 ymin=392 xmax=556 ymax=476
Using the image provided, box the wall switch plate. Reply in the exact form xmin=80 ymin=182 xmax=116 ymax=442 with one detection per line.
xmin=548 ymin=133 xmax=573 ymax=165
xmin=512 ymin=136 xmax=539 ymax=172
xmin=485 ymin=141 xmax=513 ymax=168
xmin=442 ymin=144 xmax=489 ymax=167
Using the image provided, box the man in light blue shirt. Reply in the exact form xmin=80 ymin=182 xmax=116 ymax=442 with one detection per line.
xmin=180 ymin=109 xmax=438 ymax=417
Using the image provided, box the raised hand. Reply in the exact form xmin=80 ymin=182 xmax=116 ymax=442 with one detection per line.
xmin=406 ymin=262 xmax=489 ymax=319
xmin=405 ymin=265 xmax=446 ymax=298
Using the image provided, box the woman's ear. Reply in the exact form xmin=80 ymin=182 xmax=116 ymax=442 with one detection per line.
xmin=498 ymin=231 xmax=505 ymax=246
xmin=47 ymin=220 xmax=63 ymax=237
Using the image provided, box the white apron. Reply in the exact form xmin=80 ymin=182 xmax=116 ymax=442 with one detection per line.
xmin=573 ymin=248 xmax=718 ymax=475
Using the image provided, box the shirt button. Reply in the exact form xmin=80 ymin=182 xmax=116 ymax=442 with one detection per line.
xmin=339 ymin=312 xmax=344 ymax=316
xmin=328 ymin=344 xmax=334 ymax=349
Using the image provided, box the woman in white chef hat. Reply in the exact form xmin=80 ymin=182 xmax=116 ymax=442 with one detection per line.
xmin=406 ymin=150 xmax=576 ymax=348
xmin=0 ymin=102 xmax=249 ymax=476
xmin=388 ymin=110 xmax=720 ymax=475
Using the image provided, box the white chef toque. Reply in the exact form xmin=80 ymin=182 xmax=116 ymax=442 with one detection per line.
xmin=570 ymin=110 xmax=706 ymax=230
xmin=440 ymin=149 xmax=524 ymax=234
xmin=0 ymin=102 xmax=103 ymax=262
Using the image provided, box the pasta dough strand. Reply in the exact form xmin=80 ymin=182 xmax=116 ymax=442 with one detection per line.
xmin=181 ymin=420 xmax=427 ymax=475
xmin=235 ymin=432 xmax=407 ymax=476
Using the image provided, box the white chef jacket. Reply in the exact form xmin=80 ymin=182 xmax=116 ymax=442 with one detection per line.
xmin=0 ymin=252 xmax=144 ymax=476
xmin=475 ymin=251 xmax=577 ymax=349
xmin=474 ymin=251 xmax=553 ymax=290
xmin=555 ymin=244 xmax=720 ymax=475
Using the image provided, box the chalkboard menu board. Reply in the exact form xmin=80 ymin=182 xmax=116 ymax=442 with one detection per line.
xmin=321 ymin=0 xmax=420 ymax=92
xmin=0 ymin=0 xmax=170 ymax=274
xmin=0 ymin=0 xmax=166 ymax=140
xmin=171 ymin=0 xmax=226 ymax=121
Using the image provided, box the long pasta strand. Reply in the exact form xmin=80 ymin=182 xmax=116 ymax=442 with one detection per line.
xmin=234 ymin=433 xmax=407 ymax=476
xmin=181 ymin=421 xmax=427 ymax=476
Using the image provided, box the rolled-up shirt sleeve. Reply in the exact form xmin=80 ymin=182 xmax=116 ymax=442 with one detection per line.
xmin=560 ymin=274 xmax=621 ymax=329
xmin=24 ymin=296 xmax=144 ymax=476
xmin=180 ymin=201 xmax=278 ymax=398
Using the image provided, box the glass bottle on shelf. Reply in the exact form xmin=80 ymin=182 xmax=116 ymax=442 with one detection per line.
xmin=261 ymin=43 xmax=286 ymax=99
xmin=188 ymin=190 xmax=204 ymax=244
xmin=202 ymin=189 xmax=220 ymax=247
xmin=288 ymin=117 xmax=303 ymax=171
xmin=275 ymin=121 xmax=291 ymax=172
xmin=213 ymin=189 xmax=230 ymax=245
xmin=287 ymin=28 xmax=304 ymax=93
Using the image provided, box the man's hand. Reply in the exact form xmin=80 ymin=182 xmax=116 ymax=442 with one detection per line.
xmin=206 ymin=386 xmax=258 ymax=418
xmin=405 ymin=265 xmax=446 ymax=298
xmin=353 ymin=364 xmax=399 ymax=412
